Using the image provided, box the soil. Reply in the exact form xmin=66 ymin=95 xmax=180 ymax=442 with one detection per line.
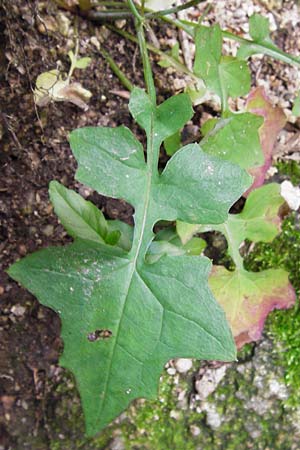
xmin=0 ymin=1 xmax=299 ymax=449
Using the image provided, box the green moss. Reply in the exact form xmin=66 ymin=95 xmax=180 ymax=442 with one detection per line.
xmin=123 ymin=371 xmax=198 ymax=450
xmin=245 ymin=214 xmax=300 ymax=406
xmin=276 ymin=160 xmax=300 ymax=185
xmin=48 ymin=372 xmax=114 ymax=450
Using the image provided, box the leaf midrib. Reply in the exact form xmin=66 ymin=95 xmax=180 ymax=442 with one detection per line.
xmin=98 ymin=112 xmax=156 ymax=420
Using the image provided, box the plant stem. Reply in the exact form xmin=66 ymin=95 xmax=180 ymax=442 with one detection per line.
xmin=222 ymin=223 xmax=244 ymax=271
xmin=169 ymin=17 xmax=300 ymax=68
xmin=94 ymin=1 xmax=126 ymax=6
xmin=87 ymin=10 xmax=132 ymax=20
xmin=146 ymin=0 xmax=204 ymax=18
xmin=222 ymin=30 xmax=300 ymax=67
xmin=100 ymin=48 xmax=134 ymax=91
xmin=127 ymin=0 xmax=144 ymax=22
xmin=67 ymin=17 xmax=79 ymax=82
xmin=128 ymin=0 xmax=156 ymax=105
xmin=85 ymin=1 xmax=204 ymax=22
xmin=109 ymin=26 xmax=198 ymax=81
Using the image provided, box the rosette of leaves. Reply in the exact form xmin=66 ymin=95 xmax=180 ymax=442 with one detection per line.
xmin=177 ymin=183 xmax=296 ymax=348
xmin=8 ymin=89 xmax=251 ymax=435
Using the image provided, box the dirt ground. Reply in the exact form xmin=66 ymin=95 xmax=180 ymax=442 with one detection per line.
xmin=1 ymin=1 xmax=300 ymax=449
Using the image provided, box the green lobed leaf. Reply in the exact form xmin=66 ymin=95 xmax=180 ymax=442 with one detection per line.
xmin=234 ymin=183 xmax=284 ymax=243
xmin=178 ymin=183 xmax=285 ymax=259
xmin=236 ymin=13 xmax=298 ymax=65
xmin=177 ymin=183 xmax=295 ymax=348
xmin=218 ymin=56 xmax=251 ymax=99
xmin=248 ymin=13 xmax=271 ymax=42
xmin=201 ymin=113 xmax=264 ymax=169
xmin=194 ymin=25 xmax=251 ymax=102
xmin=8 ymin=88 xmax=251 ymax=436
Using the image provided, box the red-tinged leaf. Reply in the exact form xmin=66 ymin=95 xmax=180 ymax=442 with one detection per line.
xmin=209 ymin=266 xmax=296 ymax=348
xmin=245 ymin=87 xmax=286 ymax=194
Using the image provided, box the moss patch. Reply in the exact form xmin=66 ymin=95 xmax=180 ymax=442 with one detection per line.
xmin=276 ymin=160 xmax=300 ymax=185
xmin=245 ymin=214 xmax=300 ymax=406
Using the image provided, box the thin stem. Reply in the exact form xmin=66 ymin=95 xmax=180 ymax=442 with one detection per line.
xmin=222 ymin=30 xmax=300 ymax=67
xmin=94 ymin=1 xmax=127 ymax=6
xmin=222 ymin=223 xmax=244 ymax=271
xmin=128 ymin=0 xmax=156 ymax=105
xmin=85 ymin=1 xmax=204 ymax=22
xmin=87 ymin=10 xmax=132 ymax=20
xmin=109 ymin=26 xmax=198 ymax=81
xmin=146 ymin=0 xmax=204 ymax=18
xmin=127 ymin=0 xmax=144 ymax=22
xmin=100 ymin=48 xmax=134 ymax=91
xmin=170 ymin=18 xmax=300 ymax=67
xmin=67 ymin=17 xmax=79 ymax=82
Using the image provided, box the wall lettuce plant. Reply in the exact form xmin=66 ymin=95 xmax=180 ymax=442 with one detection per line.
xmin=8 ymin=86 xmax=251 ymax=434
xmin=7 ymin=1 xmax=297 ymax=437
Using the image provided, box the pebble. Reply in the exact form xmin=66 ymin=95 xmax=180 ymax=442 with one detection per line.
xmin=170 ymin=410 xmax=181 ymax=420
xmin=42 ymin=224 xmax=54 ymax=237
xmin=195 ymin=366 xmax=227 ymax=401
xmin=202 ymin=402 xmax=222 ymax=430
xmin=11 ymin=305 xmax=26 ymax=317
xmin=190 ymin=425 xmax=201 ymax=436
xmin=281 ymin=180 xmax=300 ymax=210
xmin=175 ymin=358 xmax=193 ymax=373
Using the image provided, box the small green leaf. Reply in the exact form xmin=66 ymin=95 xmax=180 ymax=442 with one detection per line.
xmin=158 ymin=42 xmax=180 ymax=68
xmin=201 ymin=118 xmax=218 ymax=136
xmin=183 ymin=237 xmax=206 ymax=255
xmin=194 ymin=25 xmax=251 ymax=102
xmin=107 ymin=220 xmax=133 ymax=252
xmin=218 ymin=56 xmax=251 ymax=99
xmin=68 ymin=51 xmax=91 ymax=69
xmin=50 ymin=181 xmax=132 ymax=250
xmin=164 ymin=130 xmax=181 ymax=156
xmin=237 ymin=13 xmax=273 ymax=60
xmin=153 ymin=228 xmax=206 ymax=256
xmin=201 ymin=113 xmax=264 ymax=169
xmin=194 ymin=24 xmax=223 ymax=97
xmin=49 ymin=180 xmax=108 ymax=244
xmin=236 ymin=13 xmax=298 ymax=65
xmin=292 ymin=92 xmax=300 ymax=117
xmin=249 ymin=13 xmax=270 ymax=42
xmin=146 ymin=240 xmax=185 ymax=263
xmin=177 ymin=221 xmax=200 ymax=245
xmin=75 ymin=57 xmax=92 ymax=69
xmin=235 ymin=183 xmax=284 ymax=243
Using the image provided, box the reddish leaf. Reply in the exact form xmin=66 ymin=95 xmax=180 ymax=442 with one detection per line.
xmin=245 ymin=87 xmax=286 ymax=195
xmin=209 ymin=267 xmax=296 ymax=348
